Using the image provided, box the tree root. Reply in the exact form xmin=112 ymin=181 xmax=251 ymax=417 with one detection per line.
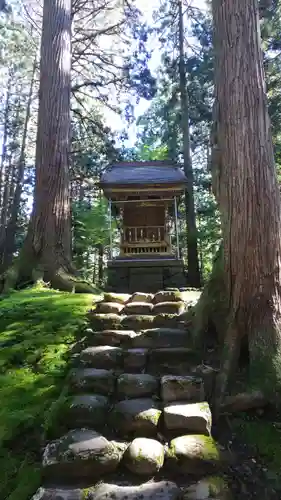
xmin=0 ymin=264 xmax=97 ymax=294
xmin=220 ymin=390 xmax=268 ymax=414
xmin=192 ymin=243 xmax=227 ymax=348
xmin=51 ymin=268 xmax=97 ymax=293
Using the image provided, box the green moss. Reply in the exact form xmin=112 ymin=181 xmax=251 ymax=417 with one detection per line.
xmin=121 ymin=315 xmax=155 ymax=330
xmin=232 ymin=417 xmax=281 ymax=486
xmin=206 ymin=476 xmax=229 ymax=496
xmin=199 ymin=435 xmax=220 ymax=461
xmin=88 ymin=312 xmax=123 ymax=330
xmin=103 ymin=292 xmax=128 ymax=304
xmin=198 ymin=402 xmax=211 ymax=412
xmin=0 ymin=283 xmax=99 ymax=500
xmin=169 ymin=435 xmax=220 ymax=462
xmin=141 ymin=409 xmax=161 ymax=426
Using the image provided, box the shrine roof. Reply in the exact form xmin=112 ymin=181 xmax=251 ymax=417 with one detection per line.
xmin=100 ymin=161 xmax=187 ymax=186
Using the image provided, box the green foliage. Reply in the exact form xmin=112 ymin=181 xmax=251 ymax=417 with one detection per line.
xmin=0 ymin=284 xmax=98 ymax=500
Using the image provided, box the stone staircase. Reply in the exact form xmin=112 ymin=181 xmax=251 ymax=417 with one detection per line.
xmin=32 ymin=290 xmax=230 ymax=500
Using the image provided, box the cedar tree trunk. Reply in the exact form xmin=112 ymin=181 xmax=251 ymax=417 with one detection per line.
xmin=14 ymin=0 xmax=93 ymax=292
xmin=195 ymin=0 xmax=281 ymax=407
xmin=178 ymin=0 xmax=201 ymax=287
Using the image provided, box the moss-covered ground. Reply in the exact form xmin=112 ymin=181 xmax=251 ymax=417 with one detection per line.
xmin=0 ymin=283 xmax=100 ymax=500
xmin=232 ymin=415 xmax=281 ymax=489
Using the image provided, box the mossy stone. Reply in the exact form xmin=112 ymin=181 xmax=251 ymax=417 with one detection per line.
xmin=121 ymin=315 xmax=155 ymax=331
xmin=153 ymin=290 xmax=183 ymax=303
xmin=117 ymin=373 xmax=158 ymax=399
xmin=110 ymin=398 xmax=161 ymax=436
xmin=183 ymin=476 xmax=231 ymax=499
xmin=95 ymin=302 xmax=124 ymax=314
xmin=80 ymin=345 xmax=123 ymax=369
xmin=69 ymin=368 xmax=116 ymax=395
xmin=66 ymin=394 xmax=109 ymax=428
xmin=123 ymin=302 xmax=154 ymax=315
xmin=88 ymin=312 xmax=123 ymax=330
xmin=164 ymin=401 xmax=212 ymax=435
xmin=167 ymin=434 xmax=221 ymax=475
xmin=153 ymin=301 xmax=185 ymax=315
xmin=87 ymin=481 xmax=180 ymax=499
xmin=124 ymin=437 xmax=165 ymax=475
xmin=103 ymin=292 xmax=130 ymax=304
xmin=42 ymin=429 xmax=123 ymax=480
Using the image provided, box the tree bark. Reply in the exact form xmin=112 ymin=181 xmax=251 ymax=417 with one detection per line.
xmin=0 ymin=58 xmax=37 ymax=272
xmin=13 ymin=0 xmax=93 ymax=293
xmin=178 ymin=0 xmax=201 ymax=287
xmin=197 ymin=0 xmax=281 ymax=409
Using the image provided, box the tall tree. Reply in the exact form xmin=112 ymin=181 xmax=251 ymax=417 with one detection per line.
xmin=196 ymin=0 xmax=281 ymax=408
xmin=14 ymin=0 xmax=90 ymax=291
xmin=178 ymin=0 xmax=201 ymax=287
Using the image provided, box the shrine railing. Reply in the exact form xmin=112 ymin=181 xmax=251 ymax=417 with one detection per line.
xmin=121 ymin=226 xmax=167 ymax=244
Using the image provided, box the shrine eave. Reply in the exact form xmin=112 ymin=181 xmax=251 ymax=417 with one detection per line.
xmin=100 ymin=161 xmax=187 ymax=188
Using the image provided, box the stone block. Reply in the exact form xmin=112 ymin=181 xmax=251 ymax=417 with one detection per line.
xmin=161 ymin=375 xmax=205 ymax=403
xmin=153 ymin=314 xmax=180 ymax=328
xmin=123 ymin=348 xmax=148 ymax=372
xmin=166 ymin=434 xmax=222 ymax=475
xmin=131 ymin=328 xmax=188 ymax=349
xmin=153 ymin=290 xmax=183 ymax=303
xmin=80 ymin=345 xmax=123 ymax=369
xmin=153 ymin=301 xmax=185 ymax=315
xmin=110 ymin=398 xmax=161 ymax=435
xmin=124 ymin=437 xmax=165 ymax=475
xmin=88 ymin=313 xmax=123 ymax=330
xmin=121 ymin=315 xmax=155 ymax=331
xmin=69 ymin=368 xmax=116 ymax=395
xmin=123 ymin=302 xmax=154 ymax=315
xmin=91 ymin=330 xmax=137 ymax=346
xmin=182 ymin=477 xmax=231 ymax=499
xmin=87 ymin=481 xmax=181 ymax=500
xmin=66 ymin=394 xmax=109 ymax=427
xmin=42 ymin=429 xmax=123 ymax=480
xmin=163 ymin=402 xmax=212 ymax=435
xmin=126 ymin=292 xmax=153 ymax=303
xmin=95 ymin=302 xmax=124 ymax=314
xmin=117 ymin=373 xmax=158 ymax=399
xmin=103 ymin=292 xmax=130 ymax=304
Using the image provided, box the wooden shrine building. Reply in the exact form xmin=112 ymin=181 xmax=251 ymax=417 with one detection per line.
xmin=100 ymin=160 xmax=187 ymax=293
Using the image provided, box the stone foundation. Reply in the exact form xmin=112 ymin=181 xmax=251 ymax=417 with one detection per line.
xmin=106 ymin=258 xmax=187 ymax=293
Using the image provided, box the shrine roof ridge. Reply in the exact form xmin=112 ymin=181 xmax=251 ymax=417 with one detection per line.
xmin=100 ymin=160 xmax=187 ymax=186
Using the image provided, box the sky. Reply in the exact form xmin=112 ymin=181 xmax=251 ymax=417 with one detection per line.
xmin=104 ymin=0 xmax=208 ymax=148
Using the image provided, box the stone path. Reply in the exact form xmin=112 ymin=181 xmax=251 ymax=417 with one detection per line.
xmin=31 ymin=290 xmax=230 ymax=500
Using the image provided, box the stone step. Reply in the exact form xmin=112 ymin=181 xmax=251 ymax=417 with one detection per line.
xmin=32 ymin=476 xmax=231 ymax=500
xmin=31 ymin=481 xmax=180 ymax=500
xmin=123 ymin=348 xmax=148 ymax=372
xmin=88 ymin=313 xmax=184 ymax=332
xmin=69 ymin=368 xmax=116 ymax=395
xmin=63 ymin=393 xmax=212 ymax=439
xmin=41 ymin=427 xmax=224 ymax=484
xmin=42 ymin=429 xmax=127 ymax=482
xmin=70 ymin=369 xmax=208 ymax=400
xmin=85 ymin=327 xmax=190 ymax=349
xmin=161 ymin=375 xmax=205 ymax=403
xmin=80 ymin=345 xmax=123 ymax=369
xmin=78 ymin=345 xmax=199 ymax=374
xmin=148 ymin=348 xmax=200 ymax=375
xmin=109 ymin=397 xmax=161 ymax=437
xmin=116 ymin=373 xmax=159 ymax=399
xmin=64 ymin=394 xmax=110 ymax=429
xmin=163 ymin=402 xmax=212 ymax=435
xmin=130 ymin=328 xmax=190 ymax=349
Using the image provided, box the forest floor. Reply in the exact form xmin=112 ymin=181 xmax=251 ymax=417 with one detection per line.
xmin=0 ymin=284 xmax=100 ymax=500
xmin=0 ymin=286 xmax=281 ymax=499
